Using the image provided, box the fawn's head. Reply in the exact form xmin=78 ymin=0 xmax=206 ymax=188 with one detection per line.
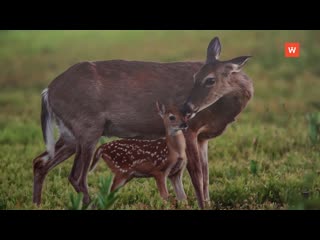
xmin=182 ymin=37 xmax=252 ymax=119
xmin=156 ymin=101 xmax=188 ymax=135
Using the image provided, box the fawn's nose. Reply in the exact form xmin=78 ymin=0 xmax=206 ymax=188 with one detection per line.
xmin=179 ymin=122 xmax=188 ymax=130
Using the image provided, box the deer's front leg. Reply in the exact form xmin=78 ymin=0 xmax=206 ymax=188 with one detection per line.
xmin=184 ymin=131 xmax=205 ymax=209
xmin=198 ymin=139 xmax=210 ymax=205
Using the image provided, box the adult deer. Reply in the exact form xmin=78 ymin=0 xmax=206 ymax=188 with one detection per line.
xmin=33 ymin=36 xmax=253 ymax=209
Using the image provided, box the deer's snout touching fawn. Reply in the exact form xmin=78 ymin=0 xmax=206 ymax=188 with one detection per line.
xmin=90 ymin=102 xmax=188 ymax=200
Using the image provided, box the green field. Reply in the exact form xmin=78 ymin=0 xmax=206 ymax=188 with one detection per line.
xmin=1 ymin=30 xmax=320 ymax=210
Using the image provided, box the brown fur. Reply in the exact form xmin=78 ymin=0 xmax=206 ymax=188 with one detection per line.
xmin=90 ymin=105 xmax=188 ymax=200
xmin=32 ymin=36 xmax=253 ymax=209
xmin=181 ymin=38 xmax=253 ymax=208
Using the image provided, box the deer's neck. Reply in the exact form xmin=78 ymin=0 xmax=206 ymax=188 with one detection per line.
xmin=229 ymin=72 xmax=254 ymax=100
xmin=166 ymin=130 xmax=186 ymax=157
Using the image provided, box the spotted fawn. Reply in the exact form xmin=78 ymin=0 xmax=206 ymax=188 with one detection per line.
xmin=90 ymin=102 xmax=188 ymax=200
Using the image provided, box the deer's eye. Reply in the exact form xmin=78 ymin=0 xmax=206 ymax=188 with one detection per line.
xmin=204 ymin=77 xmax=216 ymax=87
xmin=169 ymin=115 xmax=176 ymax=121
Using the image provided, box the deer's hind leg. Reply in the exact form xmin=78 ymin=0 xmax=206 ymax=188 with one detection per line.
xmin=68 ymin=120 xmax=105 ymax=205
xmin=33 ymin=137 xmax=76 ymax=206
xmin=68 ymin=140 xmax=100 ymax=205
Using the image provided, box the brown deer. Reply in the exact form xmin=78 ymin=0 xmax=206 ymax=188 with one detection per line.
xmin=90 ymin=102 xmax=188 ymax=200
xmin=33 ymin=35 xmax=253 ymax=209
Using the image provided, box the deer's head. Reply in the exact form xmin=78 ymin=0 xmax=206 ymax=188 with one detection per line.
xmin=156 ymin=101 xmax=188 ymax=135
xmin=181 ymin=37 xmax=251 ymax=119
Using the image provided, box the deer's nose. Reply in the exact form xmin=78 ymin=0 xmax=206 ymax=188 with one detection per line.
xmin=181 ymin=102 xmax=199 ymax=120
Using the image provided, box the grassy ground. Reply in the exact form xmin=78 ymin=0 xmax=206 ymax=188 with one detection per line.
xmin=0 ymin=30 xmax=320 ymax=210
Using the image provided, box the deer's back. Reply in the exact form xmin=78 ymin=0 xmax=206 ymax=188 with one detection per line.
xmin=48 ymin=60 xmax=203 ymax=139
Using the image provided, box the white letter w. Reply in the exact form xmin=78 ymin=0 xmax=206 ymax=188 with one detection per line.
xmin=288 ymin=47 xmax=296 ymax=53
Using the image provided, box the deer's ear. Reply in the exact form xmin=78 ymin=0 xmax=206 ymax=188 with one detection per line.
xmin=156 ymin=101 xmax=166 ymax=118
xmin=206 ymin=37 xmax=221 ymax=64
xmin=223 ymin=56 xmax=252 ymax=75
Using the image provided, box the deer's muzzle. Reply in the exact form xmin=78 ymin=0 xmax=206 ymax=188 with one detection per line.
xmin=181 ymin=102 xmax=199 ymax=120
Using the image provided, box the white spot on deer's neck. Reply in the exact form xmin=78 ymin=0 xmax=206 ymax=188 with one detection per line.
xmin=167 ymin=128 xmax=182 ymax=136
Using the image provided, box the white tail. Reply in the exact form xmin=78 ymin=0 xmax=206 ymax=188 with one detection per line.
xmin=41 ymin=88 xmax=55 ymax=160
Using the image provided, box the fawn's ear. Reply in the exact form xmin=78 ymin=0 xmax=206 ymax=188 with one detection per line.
xmin=206 ymin=37 xmax=221 ymax=64
xmin=156 ymin=101 xmax=166 ymax=118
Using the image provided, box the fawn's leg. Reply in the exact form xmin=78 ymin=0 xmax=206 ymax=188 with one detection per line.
xmin=111 ymin=173 xmax=129 ymax=192
xmin=169 ymin=169 xmax=187 ymax=201
xmin=154 ymin=173 xmax=169 ymax=200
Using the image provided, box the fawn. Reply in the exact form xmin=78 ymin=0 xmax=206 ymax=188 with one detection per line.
xmin=90 ymin=102 xmax=188 ymax=200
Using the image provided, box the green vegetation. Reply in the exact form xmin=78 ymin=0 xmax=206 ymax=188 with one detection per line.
xmin=307 ymin=112 xmax=320 ymax=145
xmin=68 ymin=176 xmax=119 ymax=210
xmin=0 ymin=30 xmax=320 ymax=209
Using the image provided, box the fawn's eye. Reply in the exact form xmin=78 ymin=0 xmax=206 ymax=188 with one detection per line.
xmin=204 ymin=77 xmax=216 ymax=87
xmin=169 ymin=115 xmax=176 ymax=121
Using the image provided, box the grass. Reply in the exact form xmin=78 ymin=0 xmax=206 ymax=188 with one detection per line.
xmin=68 ymin=175 xmax=119 ymax=210
xmin=0 ymin=30 xmax=320 ymax=210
